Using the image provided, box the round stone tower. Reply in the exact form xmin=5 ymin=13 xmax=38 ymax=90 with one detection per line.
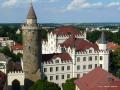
xmin=22 ymin=3 xmax=41 ymax=90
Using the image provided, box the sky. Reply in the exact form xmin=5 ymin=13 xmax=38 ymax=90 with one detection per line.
xmin=1 ymin=0 xmax=120 ymax=23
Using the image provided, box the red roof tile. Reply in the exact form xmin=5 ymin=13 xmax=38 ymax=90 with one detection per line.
xmin=53 ymin=26 xmax=83 ymax=35
xmin=75 ymin=67 xmax=120 ymax=90
xmin=60 ymin=35 xmax=99 ymax=51
xmin=11 ymin=43 xmax=23 ymax=50
xmin=107 ymin=42 xmax=120 ymax=51
xmin=42 ymin=53 xmax=72 ymax=62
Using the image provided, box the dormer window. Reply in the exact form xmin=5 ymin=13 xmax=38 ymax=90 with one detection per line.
xmin=89 ymin=50 xmax=92 ymax=53
xmin=55 ymin=60 xmax=59 ymax=63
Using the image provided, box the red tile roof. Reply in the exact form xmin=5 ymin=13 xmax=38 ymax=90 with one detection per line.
xmin=75 ymin=67 xmax=120 ymax=90
xmin=11 ymin=43 xmax=23 ymax=50
xmin=107 ymin=42 xmax=120 ymax=51
xmin=53 ymin=26 xmax=83 ymax=35
xmin=42 ymin=53 xmax=72 ymax=62
xmin=60 ymin=35 xmax=99 ymax=51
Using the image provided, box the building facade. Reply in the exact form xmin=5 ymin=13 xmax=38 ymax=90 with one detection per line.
xmin=41 ymin=29 xmax=109 ymax=88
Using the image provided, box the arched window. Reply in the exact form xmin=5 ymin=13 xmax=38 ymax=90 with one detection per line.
xmin=12 ymin=79 xmax=20 ymax=90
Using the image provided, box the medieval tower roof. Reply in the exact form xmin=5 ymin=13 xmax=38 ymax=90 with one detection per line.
xmin=27 ymin=3 xmax=37 ymax=19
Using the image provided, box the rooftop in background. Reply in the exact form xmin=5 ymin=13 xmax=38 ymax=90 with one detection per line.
xmin=52 ymin=26 xmax=83 ymax=35
xmin=107 ymin=42 xmax=120 ymax=51
xmin=75 ymin=67 xmax=120 ymax=90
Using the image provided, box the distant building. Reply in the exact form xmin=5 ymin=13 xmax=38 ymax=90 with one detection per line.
xmin=11 ymin=43 xmax=23 ymax=54
xmin=75 ymin=67 xmax=120 ymax=90
xmin=0 ymin=37 xmax=13 ymax=48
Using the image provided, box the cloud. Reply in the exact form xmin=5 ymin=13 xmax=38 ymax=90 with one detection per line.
xmin=1 ymin=0 xmax=39 ymax=8
xmin=66 ymin=0 xmax=103 ymax=11
xmin=49 ymin=0 xmax=58 ymax=3
xmin=107 ymin=2 xmax=120 ymax=7
xmin=2 ymin=0 xmax=17 ymax=7
xmin=65 ymin=0 xmax=120 ymax=11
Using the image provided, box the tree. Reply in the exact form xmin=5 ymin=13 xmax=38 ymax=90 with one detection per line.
xmin=87 ymin=30 xmax=101 ymax=42
xmin=0 ymin=46 xmax=21 ymax=62
xmin=109 ymin=48 xmax=120 ymax=77
xmin=29 ymin=80 xmax=61 ymax=90
xmin=63 ymin=78 xmax=77 ymax=90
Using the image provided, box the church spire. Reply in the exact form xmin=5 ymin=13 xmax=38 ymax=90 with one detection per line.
xmin=27 ymin=2 xmax=37 ymax=19
xmin=98 ymin=31 xmax=107 ymax=44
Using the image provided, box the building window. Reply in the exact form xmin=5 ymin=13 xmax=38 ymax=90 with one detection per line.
xmin=61 ymin=48 xmax=66 ymax=52
xmin=77 ymin=74 xmax=80 ymax=78
xmin=89 ymin=50 xmax=92 ymax=53
xmin=44 ymin=68 xmax=47 ymax=72
xmin=67 ymin=66 xmax=70 ymax=70
xmin=50 ymin=76 xmax=53 ymax=81
xmin=95 ymin=64 xmax=97 ymax=68
xmin=77 ymin=57 xmax=80 ymax=62
xmin=67 ymin=74 xmax=70 ymax=79
xmin=83 ymin=65 xmax=86 ymax=70
xmin=62 ymin=75 xmax=64 ymax=79
xmin=61 ymin=66 xmax=64 ymax=71
xmin=88 ymin=64 xmax=92 ymax=69
xmin=100 ymin=56 xmax=103 ymax=60
xmin=83 ymin=57 xmax=86 ymax=61
xmin=77 ymin=65 xmax=80 ymax=70
xmin=89 ymin=56 xmax=92 ymax=61
xmin=55 ymin=60 xmax=59 ymax=63
xmin=56 ymin=75 xmax=59 ymax=80
xmin=95 ymin=56 xmax=97 ymax=60
xmin=56 ymin=67 xmax=59 ymax=71
xmin=100 ymin=64 xmax=102 ymax=68
xmin=50 ymin=67 xmax=53 ymax=72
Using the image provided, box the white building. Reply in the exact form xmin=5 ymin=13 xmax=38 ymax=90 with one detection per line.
xmin=42 ymin=26 xmax=86 ymax=54
xmin=0 ymin=37 xmax=13 ymax=48
xmin=41 ymin=27 xmax=109 ymax=88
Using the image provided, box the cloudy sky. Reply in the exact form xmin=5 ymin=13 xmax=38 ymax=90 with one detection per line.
xmin=1 ymin=0 xmax=120 ymax=23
